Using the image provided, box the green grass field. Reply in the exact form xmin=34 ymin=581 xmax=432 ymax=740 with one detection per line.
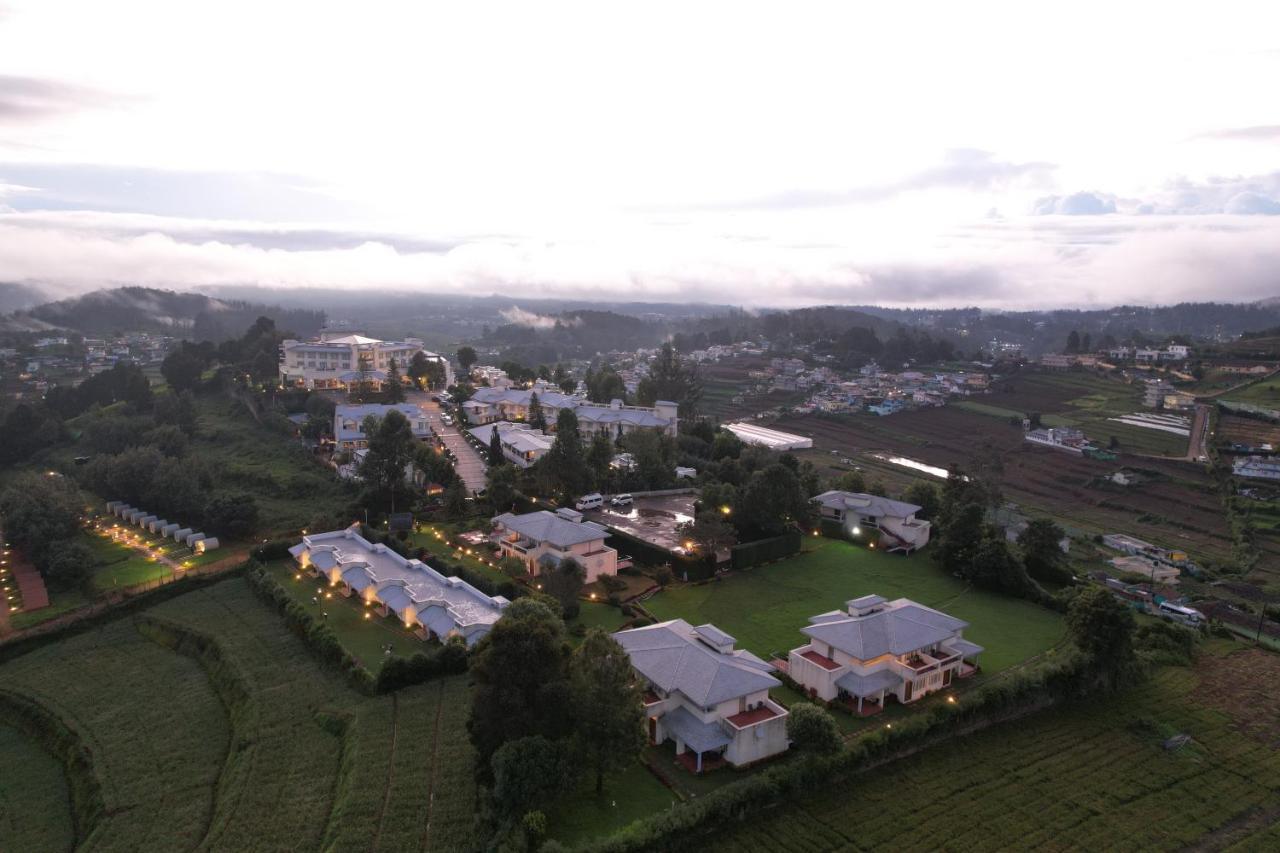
xmin=0 ymin=576 xmax=478 ymax=852
xmin=0 ymin=723 xmax=75 ymax=853
xmin=644 ymin=539 xmax=1064 ymax=671
xmin=707 ymin=643 xmax=1280 ymax=852
xmin=547 ymin=760 xmax=678 ymax=848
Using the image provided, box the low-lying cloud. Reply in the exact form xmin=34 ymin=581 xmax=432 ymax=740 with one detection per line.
xmin=1034 ymin=171 xmax=1280 ymax=217
xmin=499 ymin=306 xmax=581 ymax=329
xmin=0 ymin=74 xmax=118 ymax=122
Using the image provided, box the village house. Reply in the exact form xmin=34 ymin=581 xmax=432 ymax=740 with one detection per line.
xmin=787 ymin=595 xmax=983 ymax=714
xmin=279 ymin=328 xmax=453 ymax=390
xmin=490 ymin=508 xmax=619 ymax=582
xmin=290 ymin=525 xmax=509 ymax=646
xmin=812 ymin=491 xmax=932 ymax=553
xmin=613 ymin=619 xmax=790 ymax=773
xmin=333 ymin=403 xmax=433 ymax=450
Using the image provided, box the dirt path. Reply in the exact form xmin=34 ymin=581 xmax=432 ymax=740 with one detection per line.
xmin=371 ymin=693 xmax=400 ymax=853
xmin=419 ymin=679 xmax=448 ymax=852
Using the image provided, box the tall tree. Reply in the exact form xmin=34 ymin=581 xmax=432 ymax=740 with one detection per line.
xmin=468 ymin=598 xmax=573 ymax=779
xmin=528 ymin=392 xmax=547 ymax=431
xmin=457 ymin=346 xmax=478 ymax=376
xmin=539 ymin=408 xmax=586 ymax=498
xmin=635 ymin=342 xmax=700 ymax=415
xmin=443 ymin=479 xmax=468 ymax=518
xmin=586 ymin=431 xmax=615 ymax=490
xmin=350 ymin=353 xmax=373 ymax=402
xmin=569 ymin=629 xmax=644 ymax=793
xmin=486 ymin=463 xmax=518 ymax=515
xmin=1065 ymin=330 xmax=1081 ymax=354
xmin=358 ymin=410 xmax=417 ymax=511
xmin=903 ymin=481 xmax=940 ymax=521
xmin=733 ymin=463 xmax=812 ymax=539
xmin=1066 ymin=586 xmax=1137 ymax=688
xmin=490 ymin=736 xmax=572 ymax=822
xmin=384 ymin=358 xmax=406 ymax=403
xmin=1018 ymin=518 xmax=1071 ymax=585
xmin=541 ymin=556 xmax=585 ymax=620
xmin=488 ymin=426 xmax=505 ymax=465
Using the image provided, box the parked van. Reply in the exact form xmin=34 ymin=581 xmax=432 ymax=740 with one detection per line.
xmin=575 ymin=493 xmax=604 ymax=511
xmin=610 ymin=493 xmax=634 ymax=507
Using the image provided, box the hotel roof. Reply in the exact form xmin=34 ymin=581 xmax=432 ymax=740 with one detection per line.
xmin=492 ymin=510 xmax=610 ymax=548
xmin=802 ymin=598 xmax=968 ymax=660
xmin=613 ymin=619 xmax=779 ymax=708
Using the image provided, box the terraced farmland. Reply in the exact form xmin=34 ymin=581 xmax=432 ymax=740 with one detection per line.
xmin=707 ymin=644 xmax=1280 ymax=852
xmin=0 ymin=577 xmax=477 ymax=853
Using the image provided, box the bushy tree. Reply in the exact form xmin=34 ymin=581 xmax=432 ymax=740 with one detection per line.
xmin=41 ymin=539 xmax=95 ymax=592
xmin=491 ymin=736 xmax=572 ymax=821
xmin=586 ymin=431 xmax=615 ymax=490
xmin=833 ymin=470 xmax=866 ymax=493
xmin=203 ymin=492 xmax=260 ymax=538
xmin=569 ymin=629 xmax=644 ymax=792
xmin=904 ymin=481 xmax=940 ymax=521
xmin=161 ymin=346 xmax=207 ymax=393
xmin=358 ymin=410 xmax=417 ymax=512
xmin=1018 ymin=518 xmax=1072 ymax=585
xmin=488 ymin=426 xmax=505 ymax=465
xmin=733 ymin=463 xmax=812 ymax=539
xmin=154 ymin=390 xmax=198 ymax=435
xmin=1067 ymin=586 xmax=1137 ymax=688
xmin=541 ymin=556 xmax=585 ymax=620
xmin=0 ymin=472 xmax=81 ymax=567
xmin=0 ymin=403 xmax=63 ymax=464
xmin=966 ymin=534 xmax=1037 ymax=597
xmin=786 ymin=702 xmax=842 ymax=754
xmin=486 ymin=463 xmax=517 ymax=515
xmin=457 ymin=346 xmax=478 ymax=375
xmin=537 ymin=409 xmax=587 ymax=498
xmin=635 ymin=342 xmax=701 ymax=415
xmin=468 ymin=598 xmax=573 ymax=779
xmin=144 ymin=424 xmax=189 ymax=458
xmin=676 ymin=511 xmax=736 ymax=558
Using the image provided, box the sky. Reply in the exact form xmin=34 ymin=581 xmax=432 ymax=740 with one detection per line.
xmin=1 ymin=0 xmax=1279 ymax=309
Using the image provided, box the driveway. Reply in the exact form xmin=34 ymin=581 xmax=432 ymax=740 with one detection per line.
xmin=585 ymin=492 xmax=699 ymax=555
xmin=406 ymin=392 xmax=488 ymax=494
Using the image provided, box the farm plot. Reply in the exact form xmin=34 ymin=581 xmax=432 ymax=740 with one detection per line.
xmin=0 ymin=723 xmax=75 ymax=853
xmin=1218 ymin=414 xmax=1280 ymax=449
xmin=707 ymin=645 xmax=1280 ymax=852
xmin=775 ymin=408 xmax=1236 ymax=568
xmin=0 ymin=618 xmax=232 ymax=853
xmin=0 ymin=576 xmax=480 ymax=853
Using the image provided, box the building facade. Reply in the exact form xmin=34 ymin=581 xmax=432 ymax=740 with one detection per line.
xmin=279 ymin=329 xmax=453 ymax=390
xmin=614 ymin=619 xmax=790 ymax=772
xmin=788 ymin=595 xmax=983 ymax=714
xmin=334 ymin=403 xmax=434 ymax=450
xmin=490 ymin=509 xmax=619 ymax=582
xmin=812 ymin=491 xmax=931 ymax=553
xmin=467 ymin=422 xmax=554 ymax=469
xmin=463 ymin=386 xmax=677 ymax=438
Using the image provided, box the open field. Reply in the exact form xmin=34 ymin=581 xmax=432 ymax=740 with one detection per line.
xmin=707 ymin=642 xmax=1280 ymax=852
xmin=1219 ymin=375 xmax=1280 ymax=408
xmin=773 ymin=404 xmax=1245 ymax=572
xmin=0 ymin=576 xmax=477 ymax=852
xmin=0 ymin=723 xmax=75 ymax=853
xmin=645 ymin=539 xmax=1064 ymax=672
xmin=1219 ymin=414 xmax=1280 ymax=448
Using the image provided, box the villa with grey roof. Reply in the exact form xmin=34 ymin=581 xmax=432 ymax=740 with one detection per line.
xmin=463 ymin=386 xmax=678 ymax=438
xmin=289 ymin=524 xmax=509 ymax=646
xmin=334 ymin=403 xmax=434 ymax=450
xmin=788 ymin=595 xmax=983 ymax=715
xmin=813 ymin=490 xmax=932 ymax=553
xmin=491 ymin=508 xmax=619 ymax=582
xmin=468 ymin=422 xmax=555 ymax=469
xmin=614 ymin=619 xmax=790 ymax=773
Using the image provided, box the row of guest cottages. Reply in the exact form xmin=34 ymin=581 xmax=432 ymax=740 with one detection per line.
xmin=286 ymin=527 xmax=984 ymax=773
xmin=104 ymin=501 xmax=220 ymax=552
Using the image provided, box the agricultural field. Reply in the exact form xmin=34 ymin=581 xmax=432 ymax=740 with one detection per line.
xmin=645 ymin=539 xmax=1065 ymax=672
xmin=1218 ymin=414 xmax=1280 ymax=449
xmin=0 ymin=723 xmax=76 ymax=853
xmin=773 ymin=403 xmax=1244 ymax=572
xmin=706 ymin=642 xmax=1280 ymax=852
xmin=0 ymin=576 xmax=477 ymax=852
xmin=1217 ymin=374 xmax=1280 ymax=408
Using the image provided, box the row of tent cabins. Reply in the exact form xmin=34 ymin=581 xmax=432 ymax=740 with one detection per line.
xmin=104 ymin=501 xmax=219 ymax=553
xmin=612 ymin=595 xmax=984 ymax=774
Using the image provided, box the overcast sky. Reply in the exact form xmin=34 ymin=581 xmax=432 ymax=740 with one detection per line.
xmin=1 ymin=0 xmax=1279 ymax=308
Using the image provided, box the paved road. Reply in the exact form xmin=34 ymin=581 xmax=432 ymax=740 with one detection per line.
xmin=406 ymin=392 xmax=488 ymax=494
xmin=1185 ymin=403 xmax=1211 ymax=463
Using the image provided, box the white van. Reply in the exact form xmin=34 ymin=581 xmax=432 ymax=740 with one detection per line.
xmin=610 ymin=493 xmax=634 ymax=507
xmin=575 ymin=493 xmax=604 ymax=511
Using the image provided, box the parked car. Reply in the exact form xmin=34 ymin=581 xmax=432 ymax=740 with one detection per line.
xmin=575 ymin=493 xmax=604 ymax=511
xmin=610 ymin=493 xmax=633 ymax=507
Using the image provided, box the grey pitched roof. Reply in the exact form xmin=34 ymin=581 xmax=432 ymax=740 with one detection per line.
xmin=835 ymin=668 xmax=903 ymax=697
xmin=802 ymin=599 xmax=968 ymax=659
xmin=492 ymin=511 xmax=610 ymax=548
xmin=694 ymin=624 xmax=735 ymax=647
xmin=948 ymin=638 xmax=985 ymax=657
xmin=847 ymin=594 xmax=886 ymax=610
xmin=661 ymin=705 xmax=732 ymax=753
xmin=613 ymin=619 xmax=779 ymax=707
xmin=813 ymin=490 xmax=921 ymax=519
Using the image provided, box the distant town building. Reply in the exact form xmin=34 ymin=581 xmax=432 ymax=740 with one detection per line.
xmin=279 ymin=329 xmax=452 ymax=390
xmin=463 ymin=387 xmax=677 ymax=438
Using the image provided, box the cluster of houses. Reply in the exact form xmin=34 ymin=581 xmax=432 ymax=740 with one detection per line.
xmin=462 ymin=384 xmax=678 ymax=438
xmin=2 ymin=332 xmax=176 ymax=401
xmin=743 ymin=360 xmax=991 ymax=417
xmin=1101 ymin=533 xmax=1197 ymax=584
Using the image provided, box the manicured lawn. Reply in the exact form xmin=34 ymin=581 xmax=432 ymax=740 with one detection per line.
xmin=409 ymin=526 xmax=513 ymax=586
xmin=262 ymin=559 xmax=423 ymax=670
xmin=572 ymin=601 xmax=630 ymax=635
xmin=547 ymin=760 xmax=678 ymax=848
xmin=644 ymin=539 xmax=1064 ymax=672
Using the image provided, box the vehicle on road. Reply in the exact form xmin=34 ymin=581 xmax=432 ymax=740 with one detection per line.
xmin=575 ymin=493 xmax=604 ymax=511
xmin=610 ymin=493 xmax=633 ymax=507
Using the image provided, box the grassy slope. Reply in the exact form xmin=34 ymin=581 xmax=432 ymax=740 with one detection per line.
xmin=644 ymin=539 xmax=1064 ymax=671
xmin=0 ymin=724 xmax=75 ymax=853
xmin=707 ymin=643 xmax=1280 ymax=852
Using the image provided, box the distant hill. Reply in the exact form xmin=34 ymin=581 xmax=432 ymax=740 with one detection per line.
xmin=5 ymin=286 xmax=326 ymax=341
xmin=482 ymin=308 xmax=669 ymax=363
xmin=0 ymin=282 xmax=49 ymax=315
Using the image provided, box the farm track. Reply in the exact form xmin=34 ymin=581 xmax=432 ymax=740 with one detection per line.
xmin=419 ymin=679 xmax=447 ymax=853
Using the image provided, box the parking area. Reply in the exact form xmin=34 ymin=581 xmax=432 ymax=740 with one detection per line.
xmin=585 ymin=492 xmax=698 ymax=554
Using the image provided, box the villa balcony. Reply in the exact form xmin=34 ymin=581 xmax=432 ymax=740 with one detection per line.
xmin=794 ymin=646 xmax=841 ymax=672
xmin=724 ymin=698 xmax=787 ymax=731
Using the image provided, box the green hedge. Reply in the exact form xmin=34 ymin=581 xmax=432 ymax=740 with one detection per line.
xmin=730 ymin=531 xmax=802 ymax=571
xmin=606 ymin=529 xmax=710 ymax=580
xmin=582 ymin=653 xmax=1097 ymax=853
xmin=374 ymin=641 xmax=469 ymax=693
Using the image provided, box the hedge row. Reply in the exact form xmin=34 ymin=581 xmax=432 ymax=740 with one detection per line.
xmin=0 ymin=688 xmax=105 ymax=845
xmin=730 ymin=531 xmax=802 ymax=571
xmin=243 ymin=561 xmax=378 ymax=695
xmin=581 ymin=653 xmax=1095 ymax=853
xmin=375 ymin=641 xmax=469 ymax=693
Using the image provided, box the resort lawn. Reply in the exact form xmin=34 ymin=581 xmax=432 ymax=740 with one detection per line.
xmin=262 ymin=558 xmax=422 ymax=670
xmin=547 ymin=760 xmax=678 ymax=848
xmin=572 ymin=601 xmax=630 ymax=635
xmin=644 ymin=538 xmax=1064 ymax=672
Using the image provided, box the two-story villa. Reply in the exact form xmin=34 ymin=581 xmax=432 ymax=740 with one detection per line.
xmin=490 ymin=508 xmax=619 ymax=582
xmin=613 ymin=620 xmax=790 ymax=773
xmin=333 ymin=403 xmax=433 ymax=450
xmin=290 ymin=525 xmax=509 ymax=646
xmin=788 ymin=595 xmax=983 ymax=715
